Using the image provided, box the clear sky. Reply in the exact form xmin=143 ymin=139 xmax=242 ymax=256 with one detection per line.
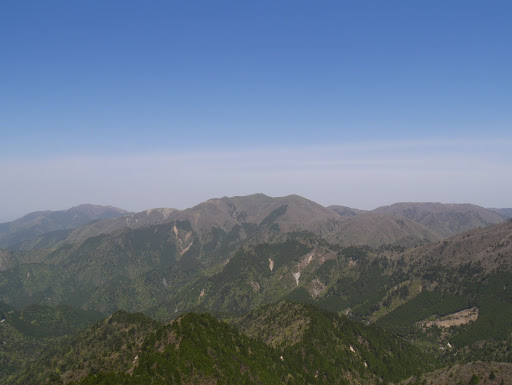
xmin=1 ymin=1 xmax=511 ymax=221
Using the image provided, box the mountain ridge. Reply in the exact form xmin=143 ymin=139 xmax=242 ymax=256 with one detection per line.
xmin=4 ymin=303 xmax=430 ymax=385
xmin=4 ymin=197 xmax=509 ymax=252
xmin=1 ymin=196 xmax=511 ymax=384
xmin=374 ymin=202 xmax=507 ymax=237
xmin=0 ymin=204 xmax=131 ymax=250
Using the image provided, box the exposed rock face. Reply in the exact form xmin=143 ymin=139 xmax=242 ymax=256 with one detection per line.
xmin=308 ymin=278 xmax=327 ymax=298
xmin=250 ymin=280 xmax=261 ymax=291
xmin=292 ymin=272 xmax=301 ymax=286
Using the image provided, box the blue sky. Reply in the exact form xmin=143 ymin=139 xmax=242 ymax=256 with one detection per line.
xmin=1 ymin=1 xmax=511 ymax=220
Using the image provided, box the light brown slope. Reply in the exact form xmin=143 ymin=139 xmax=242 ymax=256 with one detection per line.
xmin=67 ymin=194 xmax=278 ymax=246
xmin=39 ymin=194 xmax=341 ymax=248
xmin=403 ymin=220 xmax=512 ymax=272
xmin=171 ymin=193 xmax=342 ymax=240
xmin=0 ymin=248 xmax=13 ymax=271
xmin=490 ymin=208 xmax=512 ymax=218
xmin=0 ymin=204 xmax=130 ymax=249
xmin=64 ymin=208 xmax=180 ymax=244
xmin=327 ymin=205 xmax=367 ymax=217
xmin=374 ymin=202 xmax=506 ymax=237
xmin=325 ymin=212 xmax=442 ymax=248
xmin=406 ymin=362 xmax=512 ymax=385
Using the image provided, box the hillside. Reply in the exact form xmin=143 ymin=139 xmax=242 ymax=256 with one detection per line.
xmin=0 ymin=214 xmax=343 ymax=317
xmin=63 ymin=207 xmax=180 ymax=245
xmin=0 ymin=303 xmax=103 ymax=382
xmin=172 ymin=194 xmax=342 ymax=240
xmin=13 ymin=207 xmax=181 ymax=251
xmin=326 ymin=212 xmax=442 ymax=248
xmin=1 ymin=203 xmax=510 ymax=324
xmin=14 ymin=195 xmax=458 ymax=260
xmin=0 ymin=195 xmax=382 ymax=316
xmin=0 ymin=249 xmax=13 ymax=271
xmin=4 ymin=310 xmax=160 ymax=385
xmin=374 ymin=202 xmax=506 ymax=237
xmin=402 ymin=220 xmax=512 ymax=272
xmin=14 ymin=194 xmax=341 ymax=251
xmin=407 ymin=362 xmax=512 ymax=385
xmin=490 ymin=208 xmax=512 ymax=218
xmin=371 ymin=221 xmax=512 ymax=353
xmin=328 ymin=205 xmax=366 ymax=217
xmin=0 ymin=219 xmax=209 ymax=312
xmin=0 ymin=204 xmax=130 ymax=250
xmin=7 ymin=196 xmax=507 ymax=257
xmin=5 ymin=304 xmax=429 ymax=385
xmin=237 ymin=301 xmax=429 ymax=383
xmin=0 ymin=197 xmax=511 ymax=384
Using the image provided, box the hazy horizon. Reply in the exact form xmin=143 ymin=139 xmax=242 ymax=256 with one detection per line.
xmin=2 ymin=137 xmax=511 ymax=222
xmin=2 ymin=191 xmax=511 ymax=224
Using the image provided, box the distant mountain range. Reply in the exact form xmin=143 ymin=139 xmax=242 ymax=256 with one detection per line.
xmin=373 ymin=202 xmax=507 ymax=237
xmin=0 ymin=194 xmax=509 ymax=315
xmin=0 ymin=248 xmax=12 ymax=270
xmin=326 ymin=212 xmax=442 ymax=248
xmin=490 ymin=207 xmax=512 ymax=218
xmin=1 ymin=195 xmax=509 ymax=251
xmin=0 ymin=194 xmax=511 ymax=384
xmin=0 ymin=204 xmax=130 ymax=249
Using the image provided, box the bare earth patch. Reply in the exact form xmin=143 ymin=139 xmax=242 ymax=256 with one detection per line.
xmin=419 ymin=307 xmax=479 ymax=328
xmin=250 ymin=280 xmax=260 ymax=291
xmin=308 ymin=278 xmax=327 ymax=298
xmin=406 ymin=361 xmax=512 ymax=385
